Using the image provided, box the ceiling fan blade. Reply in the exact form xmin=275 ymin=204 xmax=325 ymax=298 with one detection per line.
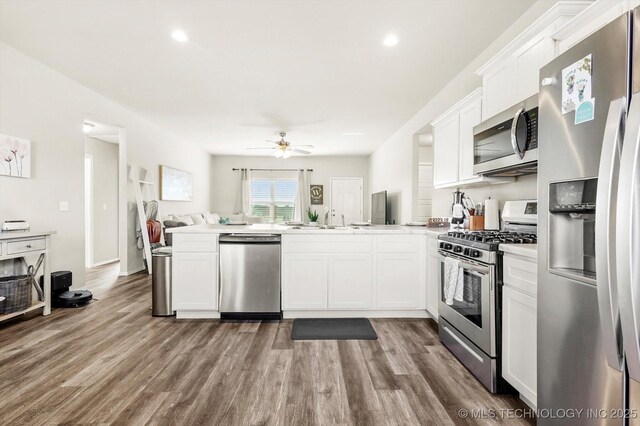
xmin=246 ymin=147 xmax=276 ymax=150
xmin=292 ymin=144 xmax=314 ymax=148
xmin=291 ymin=148 xmax=311 ymax=155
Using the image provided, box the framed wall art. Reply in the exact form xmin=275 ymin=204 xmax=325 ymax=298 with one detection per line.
xmin=159 ymin=165 xmax=193 ymax=201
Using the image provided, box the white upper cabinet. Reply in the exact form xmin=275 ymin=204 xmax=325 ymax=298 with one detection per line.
xmin=476 ymin=1 xmax=590 ymax=120
xmin=554 ymin=0 xmax=639 ymax=54
xmin=481 ymin=59 xmax=517 ymax=120
xmin=432 ymin=113 xmax=460 ymax=187
xmin=432 ymin=89 xmax=510 ymax=189
xmin=457 ymin=96 xmax=482 ymax=182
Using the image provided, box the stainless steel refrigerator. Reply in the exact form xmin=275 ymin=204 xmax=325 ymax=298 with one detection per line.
xmin=538 ymin=8 xmax=640 ymax=425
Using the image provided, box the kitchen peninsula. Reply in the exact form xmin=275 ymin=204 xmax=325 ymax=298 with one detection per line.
xmin=167 ymin=224 xmax=445 ymax=319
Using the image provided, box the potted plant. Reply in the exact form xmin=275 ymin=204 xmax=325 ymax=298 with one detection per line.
xmin=307 ymin=207 xmax=319 ymax=226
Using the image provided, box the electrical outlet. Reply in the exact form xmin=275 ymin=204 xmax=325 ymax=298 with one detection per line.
xmin=59 ymin=201 xmax=69 ymax=212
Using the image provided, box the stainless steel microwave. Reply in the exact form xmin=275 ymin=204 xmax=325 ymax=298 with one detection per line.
xmin=473 ymin=94 xmax=538 ymax=176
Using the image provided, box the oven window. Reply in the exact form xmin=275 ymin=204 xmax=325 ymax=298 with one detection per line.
xmin=441 ymin=262 xmax=483 ymax=328
xmin=474 ymin=118 xmax=515 ymax=164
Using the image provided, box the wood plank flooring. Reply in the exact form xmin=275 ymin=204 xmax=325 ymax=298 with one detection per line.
xmin=0 ymin=262 xmax=534 ymax=425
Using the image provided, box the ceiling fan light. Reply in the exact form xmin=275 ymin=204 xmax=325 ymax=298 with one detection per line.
xmin=283 ymin=150 xmax=291 ymax=159
xmin=274 ymin=150 xmax=283 ymax=158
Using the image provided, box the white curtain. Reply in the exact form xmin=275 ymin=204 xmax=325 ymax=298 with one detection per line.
xmin=233 ymin=169 xmax=252 ymax=215
xmin=293 ymin=170 xmax=310 ymax=223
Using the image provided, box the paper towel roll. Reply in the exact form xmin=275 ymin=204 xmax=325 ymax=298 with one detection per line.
xmin=484 ymin=199 xmax=500 ymax=230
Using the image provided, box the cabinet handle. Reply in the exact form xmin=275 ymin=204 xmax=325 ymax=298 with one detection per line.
xmin=26 ymin=244 xmax=32 ymax=248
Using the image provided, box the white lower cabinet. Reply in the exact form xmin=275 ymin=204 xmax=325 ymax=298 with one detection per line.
xmin=426 ymin=236 xmax=440 ymax=319
xmin=172 ymin=252 xmax=219 ymax=311
xmin=375 ymin=253 xmax=419 ymax=309
xmin=282 ymin=234 xmax=425 ymax=313
xmin=502 ymin=251 xmax=537 ymax=408
xmin=328 ymin=254 xmax=373 ymax=309
xmin=282 ymin=254 xmax=328 ymax=309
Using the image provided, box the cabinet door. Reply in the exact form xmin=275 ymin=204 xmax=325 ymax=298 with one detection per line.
xmin=433 ymin=113 xmax=460 ymax=187
xmin=172 ymin=252 xmax=218 ymax=310
xmin=282 ymin=254 xmax=328 ymax=309
xmin=482 ymin=60 xmax=517 ymax=120
xmin=502 ymin=286 xmax=537 ymax=407
xmin=328 ymin=254 xmax=373 ymax=309
xmin=376 ymin=253 xmax=419 ymax=308
xmin=426 ymin=252 xmax=439 ymax=320
xmin=515 ymin=37 xmax=555 ymax=101
xmin=458 ymin=96 xmax=482 ymax=182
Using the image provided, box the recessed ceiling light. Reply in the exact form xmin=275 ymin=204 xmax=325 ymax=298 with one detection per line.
xmin=382 ymin=33 xmax=399 ymax=47
xmin=171 ymin=30 xmax=190 ymax=43
xmin=343 ymin=132 xmax=365 ymax=136
xmin=83 ymin=122 xmax=94 ymax=133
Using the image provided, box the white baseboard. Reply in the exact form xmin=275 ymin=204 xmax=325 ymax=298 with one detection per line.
xmin=119 ymin=265 xmax=146 ymax=276
xmin=90 ymin=258 xmax=119 ymax=268
xmin=283 ymin=310 xmax=430 ymax=319
xmin=176 ymin=310 xmax=221 ymax=319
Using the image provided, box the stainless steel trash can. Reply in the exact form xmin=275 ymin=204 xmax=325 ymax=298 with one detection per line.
xmin=152 ymin=247 xmax=174 ymax=316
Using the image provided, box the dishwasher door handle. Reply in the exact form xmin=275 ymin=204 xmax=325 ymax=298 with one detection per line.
xmin=218 ymin=234 xmax=281 ymax=244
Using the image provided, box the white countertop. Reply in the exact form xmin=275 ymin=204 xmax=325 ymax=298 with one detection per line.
xmin=0 ymin=231 xmax=56 ymax=241
xmin=500 ymin=243 xmax=537 ymax=260
xmin=166 ymin=223 xmax=449 ymax=236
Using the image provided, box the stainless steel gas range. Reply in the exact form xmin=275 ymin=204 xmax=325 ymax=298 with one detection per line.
xmin=437 ymin=200 xmax=537 ymax=392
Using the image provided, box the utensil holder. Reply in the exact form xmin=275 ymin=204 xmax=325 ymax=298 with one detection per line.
xmin=469 ymin=216 xmax=485 ymax=231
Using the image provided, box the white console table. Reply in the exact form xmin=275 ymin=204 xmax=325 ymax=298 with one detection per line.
xmin=0 ymin=231 xmax=55 ymax=322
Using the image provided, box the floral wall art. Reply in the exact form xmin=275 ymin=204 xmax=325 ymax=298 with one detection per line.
xmin=0 ymin=134 xmax=31 ymax=178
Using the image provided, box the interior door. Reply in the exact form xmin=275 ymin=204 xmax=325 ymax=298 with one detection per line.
xmin=330 ymin=178 xmax=363 ymax=226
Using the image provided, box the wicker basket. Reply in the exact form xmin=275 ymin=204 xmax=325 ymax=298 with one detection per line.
xmin=0 ymin=275 xmax=32 ymax=314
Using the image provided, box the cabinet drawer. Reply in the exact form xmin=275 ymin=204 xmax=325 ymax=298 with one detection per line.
xmin=375 ymin=235 xmax=418 ymax=253
xmin=503 ymin=254 xmax=537 ymax=296
xmin=427 ymin=236 xmax=439 ymax=255
xmin=7 ymin=238 xmax=45 ymax=255
xmin=172 ymin=234 xmax=218 ymax=252
xmin=283 ymin=235 xmax=372 ymax=253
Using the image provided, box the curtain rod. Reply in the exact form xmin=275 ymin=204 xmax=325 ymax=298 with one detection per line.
xmin=232 ymin=168 xmax=313 ymax=172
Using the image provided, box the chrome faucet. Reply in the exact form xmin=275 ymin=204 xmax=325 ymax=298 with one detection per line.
xmin=341 ymin=214 xmax=345 ymax=227
xmin=324 ymin=211 xmax=330 ymax=226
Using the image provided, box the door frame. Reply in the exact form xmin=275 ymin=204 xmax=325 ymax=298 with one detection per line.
xmin=84 ymin=154 xmax=93 ymax=268
xmin=329 ymin=177 xmax=364 ymax=225
xmin=83 ymin=118 xmax=128 ymax=275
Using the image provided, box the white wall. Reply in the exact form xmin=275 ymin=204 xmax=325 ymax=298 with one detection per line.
xmin=369 ymin=0 xmax=558 ymax=223
xmin=85 ymin=137 xmax=118 ymax=265
xmin=0 ymin=42 xmax=211 ymax=282
xmin=210 ymin=155 xmax=370 ymax=221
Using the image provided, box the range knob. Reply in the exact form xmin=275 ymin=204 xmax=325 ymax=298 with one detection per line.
xmin=444 ymin=243 xmax=453 ymax=250
xmin=471 ymin=250 xmax=481 ymax=258
xmin=463 ymin=248 xmax=470 ymax=256
xmin=439 ymin=242 xmax=445 ymax=249
xmin=453 ymin=245 xmax=463 ymax=253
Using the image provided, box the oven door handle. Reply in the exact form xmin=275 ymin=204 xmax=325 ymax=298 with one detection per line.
xmin=510 ymin=107 xmax=525 ymax=160
xmin=438 ymin=251 xmax=490 ymax=275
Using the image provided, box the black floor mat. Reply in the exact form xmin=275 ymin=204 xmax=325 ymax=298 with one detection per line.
xmin=291 ymin=317 xmax=378 ymax=340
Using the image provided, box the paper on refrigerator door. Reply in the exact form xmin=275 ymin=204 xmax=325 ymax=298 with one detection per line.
xmin=562 ymin=54 xmax=593 ymax=116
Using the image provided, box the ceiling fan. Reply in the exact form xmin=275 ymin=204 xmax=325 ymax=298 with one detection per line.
xmin=247 ymin=132 xmax=313 ymax=158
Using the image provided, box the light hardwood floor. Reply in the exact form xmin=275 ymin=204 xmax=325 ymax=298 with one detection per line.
xmin=0 ymin=262 xmax=534 ymax=425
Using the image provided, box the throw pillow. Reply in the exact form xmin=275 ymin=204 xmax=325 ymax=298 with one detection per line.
xmin=191 ymin=214 xmax=206 ymax=225
xmin=173 ymin=214 xmax=194 ymax=225
xmin=204 ymin=212 xmax=221 ymax=224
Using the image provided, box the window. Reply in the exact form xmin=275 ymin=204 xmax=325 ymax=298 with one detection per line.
xmin=251 ymin=178 xmax=297 ymax=223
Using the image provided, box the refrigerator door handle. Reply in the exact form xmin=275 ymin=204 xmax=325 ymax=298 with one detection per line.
xmin=595 ymin=97 xmax=626 ymax=371
xmin=617 ymin=94 xmax=640 ymax=381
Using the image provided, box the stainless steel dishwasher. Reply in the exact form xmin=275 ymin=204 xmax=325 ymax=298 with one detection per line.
xmin=219 ymin=234 xmax=281 ymax=320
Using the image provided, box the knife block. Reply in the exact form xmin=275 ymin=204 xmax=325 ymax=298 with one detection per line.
xmin=469 ymin=216 xmax=485 ymax=230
